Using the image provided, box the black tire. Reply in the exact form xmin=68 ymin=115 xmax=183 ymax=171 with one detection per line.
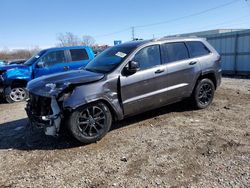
xmin=5 ymin=87 xmax=28 ymax=103
xmin=67 ymin=102 xmax=112 ymax=144
xmin=191 ymin=78 xmax=215 ymax=109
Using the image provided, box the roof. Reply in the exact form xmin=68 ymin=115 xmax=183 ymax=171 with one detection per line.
xmin=44 ymin=46 xmax=91 ymax=51
xmin=152 ymin=36 xmax=204 ymax=42
xmin=115 ymin=40 xmax=150 ymax=48
xmin=118 ymin=37 xmax=206 ymax=48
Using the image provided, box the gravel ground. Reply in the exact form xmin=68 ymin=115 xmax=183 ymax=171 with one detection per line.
xmin=0 ymin=77 xmax=249 ymax=188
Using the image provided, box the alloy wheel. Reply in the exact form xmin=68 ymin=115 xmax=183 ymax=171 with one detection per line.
xmin=9 ymin=88 xmax=27 ymax=102
xmin=198 ymin=83 xmax=213 ymax=105
xmin=77 ymin=105 xmax=106 ymax=137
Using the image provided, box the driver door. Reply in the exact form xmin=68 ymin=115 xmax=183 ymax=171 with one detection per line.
xmin=120 ymin=45 xmax=166 ymax=116
xmin=34 ymin=50 xmax=68 ymax=78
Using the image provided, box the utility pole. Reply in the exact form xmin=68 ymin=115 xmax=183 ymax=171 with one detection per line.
xmin=131 ymin=26 xmax=135 ymax=41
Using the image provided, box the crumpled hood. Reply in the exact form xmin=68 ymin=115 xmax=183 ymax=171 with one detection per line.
xmin=27 ymin=69 xmax=105 ymax=97
xmin=0 ymin=64 xmax=26 ymax=71
xmin=3 ymin=66 xmax=31 ymax=84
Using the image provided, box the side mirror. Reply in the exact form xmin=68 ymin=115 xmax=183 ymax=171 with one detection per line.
xmin=125 ymin=61 xmax=140 ymax=74
xmin=37 ymin=61 xmax=46 ymax=68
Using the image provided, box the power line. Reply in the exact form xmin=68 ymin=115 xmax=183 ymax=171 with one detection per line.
xmin=93 ymin=28 xmax=131 ymax=38
xmin=196 ymin=14 xmax=250 ymax=30
xmin=145 ymin=14 xmax=250 ymax=39
xmin=245 ymin=0 xmax=250 ymax=6
xmin=94 ymin=0 xmax=240 ymax=38
xmin=135 ymin=0 xmax=240 ymax=28
xmin=131 ymin=26 xmax=135 ymax=40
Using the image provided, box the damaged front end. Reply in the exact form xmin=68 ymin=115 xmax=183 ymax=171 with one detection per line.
xmin=25 ymin=93 xmax=62 ymax=136
xmin=25 ymin=81 xmax=71 ymax=136
xmin=25 ymin=69 xmax=106 ymax=137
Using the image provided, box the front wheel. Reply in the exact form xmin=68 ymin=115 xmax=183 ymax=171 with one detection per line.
xmin=67 ymin=102 xmax=112 ymax=144
xmin=191 ymin=78 xmax=215 ymax=109
xmin=5 ymin=87 xmax=28 ymax=103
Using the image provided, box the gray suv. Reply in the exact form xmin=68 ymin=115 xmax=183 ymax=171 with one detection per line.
xmin=26 ymin=37 xmax=222 ymax=143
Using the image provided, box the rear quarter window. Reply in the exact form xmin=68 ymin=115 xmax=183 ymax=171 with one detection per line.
xmin=186 ymin=41 xmax=211 ymax=58
xmin=70 ymin=49 xmax=89 ymax=61
xmin=162 ymin=42 xmax=189 ymax=63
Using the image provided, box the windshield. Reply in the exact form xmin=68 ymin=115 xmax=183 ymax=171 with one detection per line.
xmin=24 ymin=50 xmax=47 ymax=66
xmin=85 ymin=45 xmax=137 ymax=73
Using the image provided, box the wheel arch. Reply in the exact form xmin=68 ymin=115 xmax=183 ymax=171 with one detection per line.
xmin=197 ymin=71 xmax=217 ymax=89
xmin=94 ymin=99 xmax=119 ymax=122
xmin=4 ymin=79 xmax=28 ymax=103
xmin=64 ymin=98 xmax=122 ymax=122
xmin=11 ymin=79 xmax=28 ymax=88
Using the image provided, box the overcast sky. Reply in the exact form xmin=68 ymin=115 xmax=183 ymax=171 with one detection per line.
xmin=0 ymin=0 xmax=250 ymax=49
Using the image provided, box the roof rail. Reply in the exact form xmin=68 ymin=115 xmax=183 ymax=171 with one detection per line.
xmin=151 ymin=35 xmax=201 ymax=42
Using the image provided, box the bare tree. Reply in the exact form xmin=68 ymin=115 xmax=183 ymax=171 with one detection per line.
xmin=56 ymin=32 xmax=82 ymax=47
xmin=82 ymin=35 xmax=95 ymax=46
xmin=29 ymin=46 xmax=40 ymax=55
xmin=56 ymin=32 xmax=96 ymax=47
xmin=0 ymin=46 xmax=40 ymax=60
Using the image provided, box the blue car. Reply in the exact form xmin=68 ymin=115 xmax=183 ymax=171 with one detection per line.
xmin=0 ymin=46 xmax=94 ymax=103
xmin=0 ymin=61 xmax=26 ymax=73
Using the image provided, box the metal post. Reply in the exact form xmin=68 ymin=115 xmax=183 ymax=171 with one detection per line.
xmin=234 ymin=34 xmax=239 ymax=75
xmin=131 ymin=27 xmax=135 ymax=41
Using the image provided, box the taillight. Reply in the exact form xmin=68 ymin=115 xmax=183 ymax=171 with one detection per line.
xmin=216 ymin=56 xmax=221 ymax=63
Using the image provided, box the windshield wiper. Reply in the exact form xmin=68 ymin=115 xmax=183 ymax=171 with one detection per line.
xmin=84 ymin=67 xmax=94 ymax=72
xmin=85 ymin=67 xmax=106 ymax=74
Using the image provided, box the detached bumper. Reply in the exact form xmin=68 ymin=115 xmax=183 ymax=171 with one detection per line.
xmin=26 ymin=95 xmax=62 ymax=136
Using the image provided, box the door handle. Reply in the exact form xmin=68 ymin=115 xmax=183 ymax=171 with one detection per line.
xmin=189 ymin=61 xmax=197 ymax=65
xmin=63 ymin=66 xmax=69 ymax=71
xmin=155 ymin=69 xmax=165 ymax=74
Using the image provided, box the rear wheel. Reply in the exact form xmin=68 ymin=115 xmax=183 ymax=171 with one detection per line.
xmin=67 ymin=102 xmax=112 ymax=144
xmin=5 ymin=87 xmax=28 ymax=103
xmin=191 ymin=78 xmax=215 ymax=109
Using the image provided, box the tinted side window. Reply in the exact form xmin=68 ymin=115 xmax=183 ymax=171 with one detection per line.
xmin=163 ymin=42 xmax=189 ymax=63
xmin=186 ymin=41 xmax=210 ymax=58
xmin=39 ymin=50 xmax=66 ymax=67
xmin=133 ymin=45 xmax=161 ymax=70
xmin=70 ymin=49 xmax=89 ymax=61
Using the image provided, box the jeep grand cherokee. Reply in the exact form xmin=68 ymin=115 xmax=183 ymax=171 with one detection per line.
xmin=26 ymin=37 xmax=221 ymax=143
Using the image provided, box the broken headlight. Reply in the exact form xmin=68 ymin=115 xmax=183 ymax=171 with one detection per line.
xmin=45 ymin=82 xmax=69 ymax=96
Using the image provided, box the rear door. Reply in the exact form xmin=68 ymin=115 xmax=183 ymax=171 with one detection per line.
xmin=162 ymin=42 xmax=201 ymax=100
xmin=67 ymin=48 xmax=90 ymax=70
xmin=120 ymin=44 xmax=167 ymax=116
xmin=34 ymin=50 xmax=68 ymax=78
